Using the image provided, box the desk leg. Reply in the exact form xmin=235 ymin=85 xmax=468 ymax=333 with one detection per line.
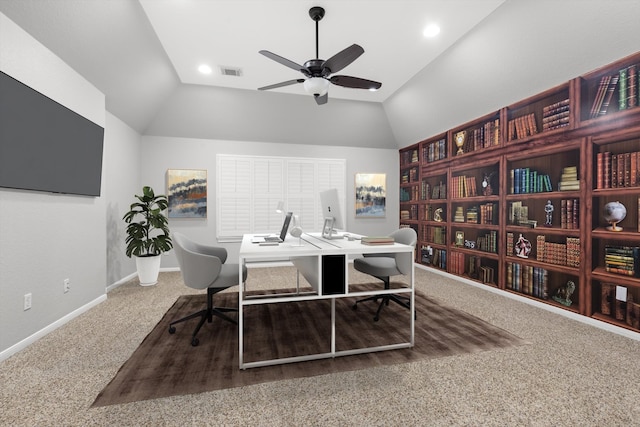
xmin=331 ymin=298 xmax=336 ymax=356
xmin=239 ymin=259 xmax=244 ymax=369
xmin=410 ymin=254 xmax=415 ymax=346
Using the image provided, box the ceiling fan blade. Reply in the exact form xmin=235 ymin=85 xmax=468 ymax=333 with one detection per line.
xmin=330 ymin=75 xmax=382 ymax=90
xmin=258 ymin=79 xmax=305 ymax=91
xmin=314 ymin=93 xmax=328 ymax=105
xmin=323 ymin=44 xmax=364 ymax=74
xmin=259 ymin=50 xmax=308 ymax=74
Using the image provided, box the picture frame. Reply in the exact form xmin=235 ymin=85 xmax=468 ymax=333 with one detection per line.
xmin=455 ymin=231 xmax=464 ymax=246
xmin=166 ymin=169 xmax=207 ymax=218
xmin=355 ymin=173 xmax=386 ymax=218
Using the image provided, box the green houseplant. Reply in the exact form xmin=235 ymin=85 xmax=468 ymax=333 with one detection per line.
xmin=123 ymin=186 xmax=172 ymax=285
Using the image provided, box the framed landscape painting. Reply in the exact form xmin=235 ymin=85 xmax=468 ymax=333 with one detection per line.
xmin=355 ymin=173 xmax=386 ymax=218
xmin=166 ymin=169 xmax=207 ymax=218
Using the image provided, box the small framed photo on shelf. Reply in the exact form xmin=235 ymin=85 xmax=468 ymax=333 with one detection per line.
xmin=455 ymin=231 xmax=464 ymax=247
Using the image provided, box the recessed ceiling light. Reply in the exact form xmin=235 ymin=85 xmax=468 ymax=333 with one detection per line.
xmin=198 ymin=64 xmax=213 ymax=74
xmin=423 ymin=23 xmax=440 ymax=38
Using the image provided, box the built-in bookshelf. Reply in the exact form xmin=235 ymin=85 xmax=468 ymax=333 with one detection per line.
xmin=400 ymin=51 xmax=640 ymax=333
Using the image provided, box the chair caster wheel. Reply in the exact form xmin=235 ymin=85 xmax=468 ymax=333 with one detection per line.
xmin=352 ymin=303 xmax=358 ymax=310
xmin=168 ymin=326 xmax=176 ymax=334
xmin=373 ymin=316 xmax=379 ymax=322
xmin=191 ymin=338 xmax=199 ymax=346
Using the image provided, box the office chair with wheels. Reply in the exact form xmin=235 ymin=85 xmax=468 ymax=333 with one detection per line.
xmin=169 ymin=232 xmax=247 ymax=346
xmin=352 ymin=228 xmax=417 ymax=321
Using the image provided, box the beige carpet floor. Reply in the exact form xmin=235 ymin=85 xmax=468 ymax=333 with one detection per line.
xmin=1 ymin=266 xmax=640 ymax=426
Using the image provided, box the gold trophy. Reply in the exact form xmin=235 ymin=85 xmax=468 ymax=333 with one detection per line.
xmin=455 ymin=130 xmax=466 ymax=155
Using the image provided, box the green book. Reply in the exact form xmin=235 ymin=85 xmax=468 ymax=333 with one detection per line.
xmin=619 ymin=67 xmax=627 ymax=110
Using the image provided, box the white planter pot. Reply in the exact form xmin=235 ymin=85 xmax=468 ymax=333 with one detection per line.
xmin=135 ymin=255 xmax=162 ymax=286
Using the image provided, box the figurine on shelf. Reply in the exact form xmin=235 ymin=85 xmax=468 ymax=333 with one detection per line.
xmin=482 ymin=171 xmax=496 ymax=196
xmin=552 ymin=280 xmax=576 ymax=307
xmin=434 ymin=207 xmax=443 ymax=222
xmin=515 ymin=234 xmax=531 ymax=258
xmin=544 ymin=200 xmax=554 ymax=227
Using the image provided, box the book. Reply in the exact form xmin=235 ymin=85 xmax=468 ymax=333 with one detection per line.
xmin=361 ymin=236 xmax=395 ymax=245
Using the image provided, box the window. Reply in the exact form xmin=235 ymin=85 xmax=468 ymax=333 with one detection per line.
xmin=216 ymin=154 xmax=345 ymax=241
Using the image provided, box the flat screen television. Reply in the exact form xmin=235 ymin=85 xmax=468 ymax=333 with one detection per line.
xmin=0 ymin=71 xmax=104 ymax=196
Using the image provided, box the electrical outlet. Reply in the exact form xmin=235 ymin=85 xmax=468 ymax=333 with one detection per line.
xmin=24 ymin=293 xmax=32 ymax=311
xmin=63 ymin=278 xmax=70 ymax=293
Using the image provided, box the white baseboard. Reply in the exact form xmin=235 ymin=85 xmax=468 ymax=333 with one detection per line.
xmin=417 ymin=264 xmax=640 ymax=342
xmin=0 ymin=294 xmax=107 ymax=363
xmin=106 ymin=267 xmax=181 ymax=293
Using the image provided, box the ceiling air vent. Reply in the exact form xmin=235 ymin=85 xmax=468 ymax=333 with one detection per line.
xmin=220 ymin=67 xmax=243 ymax=77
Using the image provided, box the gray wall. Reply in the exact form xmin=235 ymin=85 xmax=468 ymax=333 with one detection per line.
xmin=385 ymin=0 xmax=640 ymax=148
xmin=103 ymin=112 xmax=141 ymax=288
xmin=0 ymin=12 xmax=107 ymax=356
xmin=139 ymin=136 xmax=400 ymax=265
xmin=145 ymin=84 xmax=396 ymax=149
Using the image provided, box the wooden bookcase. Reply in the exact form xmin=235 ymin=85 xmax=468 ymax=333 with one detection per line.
xmin=400 ymin=51 xmax=640 ymax=333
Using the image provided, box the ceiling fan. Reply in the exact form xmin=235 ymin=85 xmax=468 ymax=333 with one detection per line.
xmin=258 ymin=6 xmax=382 ymax=105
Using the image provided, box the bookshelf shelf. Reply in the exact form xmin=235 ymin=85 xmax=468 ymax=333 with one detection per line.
xmin=400 ymin=51 xmax=640 ymax=333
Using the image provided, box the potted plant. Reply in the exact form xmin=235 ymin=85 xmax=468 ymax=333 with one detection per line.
xmin=123 ymin=186 xmax=173 ymax=286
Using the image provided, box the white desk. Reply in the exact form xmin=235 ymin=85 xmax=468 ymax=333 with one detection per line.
xmin=238 ymin=232 xmax=415 ymax=369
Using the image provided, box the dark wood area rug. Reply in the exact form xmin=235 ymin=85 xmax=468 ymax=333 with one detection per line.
xmin=93 ymin=286 xmax=526 ymax=407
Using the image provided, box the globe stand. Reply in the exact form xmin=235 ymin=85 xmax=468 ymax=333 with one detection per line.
xmin=606 ymin=221 xmax=623 ymax=232
xmin=603 ymin=201 xmax=626 ymax=232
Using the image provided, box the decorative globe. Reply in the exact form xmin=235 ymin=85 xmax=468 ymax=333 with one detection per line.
xmin=603 ymin=201 xmax=626 ymax=231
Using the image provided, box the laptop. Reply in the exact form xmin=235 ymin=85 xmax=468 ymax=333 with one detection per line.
xmin=251 ymin=212 xmax=293 ymax=243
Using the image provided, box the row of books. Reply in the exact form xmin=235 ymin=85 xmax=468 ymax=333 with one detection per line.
xmin=506 ymin=263 xmax=549 ymax=299
xmin=422 ymin=181 xmax=447 ymax=200
xmin=400 ymin=206 xmax=417 ymax=221
xmin=401 ymin=148 xmax=419 ymax=166
xmin=510 ymin=168 xmax=553 ymax=194
xmin=542 ymin=98 xmax=570 ymax=131
xmin=507 ymin=113 xmax=537 ymax=141
xmin=604 ymin=245 xmax=640 ymax=277
xmin=601 ymin=283 xmax=640 ymax=329
xmin=422 ymin=225 xmax=446 ymax=244
xmin=619 ymin=64 xmax=639 ymax=111
xmin=560 ymin=199 xmax=579 ymax=230
xmin=476 ymin=230 xmax=498 ymax=254
xmin=589 ymin=64 xmax=639 ymax=118
xmin=450 ymin=175 xmax=477 ymax=198
xmin=558 ymin=166 xmax=579 ymax=191
xmin=461 ymin=119 xmax=501 ymax=153
xmin=423 ymin=138 xmax=447 ymax=163
xmin=595 ymin=151 xmax=640 ymax=189
xmin=430 ymin=248 xmax=447 ymax=269
xmin=400 ymin=167 xmax=418 ymax=184
xmin=509 ymin=201 xmax=536 ymax=227
xmin=590 ymin=74 xmax=620 ymax=118
xmin=449 ymin=251 xmax=465 ymax=275
xmin=536 ymin=235 xmax=581 ymax=268
xmin=400 ymin=185 xmax=419 ymax=202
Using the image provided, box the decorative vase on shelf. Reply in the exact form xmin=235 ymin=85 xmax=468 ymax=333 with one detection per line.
xmin=454 ymin=131 xmax=466 ymax=155
xmin=603 ymin=201 xmax=626 ymax=231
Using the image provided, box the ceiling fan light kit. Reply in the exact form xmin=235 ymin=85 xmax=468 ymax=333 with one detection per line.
xmin=258 ymin=6 xmax=382 ymax=105
xmin=304 ymin=77 xmax=329 ymax=96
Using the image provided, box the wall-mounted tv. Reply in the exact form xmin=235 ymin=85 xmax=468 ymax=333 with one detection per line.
xmin=0 ymin=71 xmax=104 ymax=196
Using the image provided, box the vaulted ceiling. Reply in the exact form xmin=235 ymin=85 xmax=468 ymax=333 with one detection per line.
xmin=0 ymin=0 xmax=504 ymax=141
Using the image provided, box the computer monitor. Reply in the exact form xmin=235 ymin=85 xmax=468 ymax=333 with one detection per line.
xmin=279 ymin=212 xmax=293 ymax=241
xmin=319 ymin=188 xmax=345 ymax=237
